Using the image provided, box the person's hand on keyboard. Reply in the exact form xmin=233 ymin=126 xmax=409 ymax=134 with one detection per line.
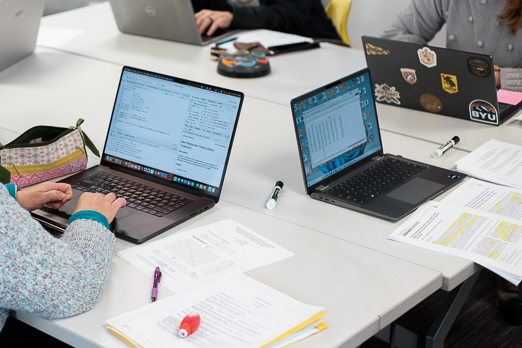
xmin=72 ymin=192 xmax=126 ymax=223
xmin=17 ymin=182 xmax=73 ymax=211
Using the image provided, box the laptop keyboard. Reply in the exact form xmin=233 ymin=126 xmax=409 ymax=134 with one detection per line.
xmin=72 ymin=172 xmax=194 ymax=217
xmin=324 ymin=157 xmax=427 ymax=205
xmin=498 ymin=102 xmax=510 ymax=114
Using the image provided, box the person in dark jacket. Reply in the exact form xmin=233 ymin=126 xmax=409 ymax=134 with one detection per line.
xmin=192 ymin=0 xmax=341 ymax=41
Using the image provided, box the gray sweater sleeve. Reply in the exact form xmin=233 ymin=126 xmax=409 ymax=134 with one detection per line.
xmin=381 ymin=0 xmax=447 ymax=44
xmin=0 ymin=185 xmax=115 ymax=332
xmin=500 ymin=68 xmax=522 ymax=92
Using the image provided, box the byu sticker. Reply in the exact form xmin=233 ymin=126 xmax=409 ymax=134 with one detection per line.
xmin=374 ymin=83 xmax=400 ymax=104
xmin=400 ymin=68 xmax=417 ymax=84
xmin=417 ymin=47 xmax=437 ymax=68
xmin=469 ymin=100 xmax=498 ymax=125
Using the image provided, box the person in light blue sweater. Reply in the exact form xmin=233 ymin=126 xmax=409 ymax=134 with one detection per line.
xmin=0 ymin=181 xmax=126 ymax=332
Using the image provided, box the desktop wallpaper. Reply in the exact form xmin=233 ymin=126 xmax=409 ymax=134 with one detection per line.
xmin=292 ymin=70 xmax=382 ymax=188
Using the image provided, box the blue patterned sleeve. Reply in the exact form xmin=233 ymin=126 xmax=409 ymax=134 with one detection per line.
xmin=0 ymin=184 xmax=115 ymax=332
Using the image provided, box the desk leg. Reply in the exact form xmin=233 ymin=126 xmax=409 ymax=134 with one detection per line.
xmin=389 ymin=321 xmax=396 ymax=348
xmin=425 ymin=270 xmax=481 ymax=348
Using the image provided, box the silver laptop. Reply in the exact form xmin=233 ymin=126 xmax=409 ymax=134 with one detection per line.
xmin=290 ymin=68 xmax=466 ymax=221
xmin=0 ymin=0 xmax=45 ymax=73
xmin=108 ymin=0 xmax=240 ymax=46
xmin=32 ymin=66 xmax=244 ymax=244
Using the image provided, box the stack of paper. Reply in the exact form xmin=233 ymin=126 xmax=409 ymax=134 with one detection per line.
xmin=107 ymin=272 xmax=327 ymax=348
xmin=388 ymin=179 xmax=522 ymax=285
xmin=455 ymin=139 xmax=522 ymax=189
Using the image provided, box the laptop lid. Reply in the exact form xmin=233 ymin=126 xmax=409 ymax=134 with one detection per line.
xmin=108 ymin=0 xmax=238 ymax=46
xmin=361 ymin=35 xmax=518 ymax=126
xmin=0 ymin=0 xmax=45 ymax=72
xmin=290 ymin=68 xmax=384 ymax=196
xmin=101 ymin=66 xmax=244 ymax=202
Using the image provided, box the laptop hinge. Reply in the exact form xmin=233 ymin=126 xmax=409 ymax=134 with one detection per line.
xmin=316 ymin=185 xmax=328 ymax=192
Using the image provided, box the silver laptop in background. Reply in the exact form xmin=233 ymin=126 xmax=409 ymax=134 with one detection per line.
xmin=0 ymin=0 xmax=45 ymax=73
xmin=108 ymin=0 xmax=240 ymax=46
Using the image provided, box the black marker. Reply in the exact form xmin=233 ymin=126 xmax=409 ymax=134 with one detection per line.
xmin=432 ymin=136 xmax=460 ymax=158
xmin=266 ymin=181 xmax=284 ymax=209
xmin=267 ymin=41 xmax=320 ymax=55
xmin=214 ymin=37 xmax=237 ymax=47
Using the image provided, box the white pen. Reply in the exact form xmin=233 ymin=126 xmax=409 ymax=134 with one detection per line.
xmin=266 ymin=181 xmax=284 ymax=209
xmin=432 ymin=136 xmax=460 ymax=158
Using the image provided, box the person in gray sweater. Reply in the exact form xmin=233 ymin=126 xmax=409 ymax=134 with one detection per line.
xmin=382 ymin=0 xmax=522 ymax=91
xmin=0 ymin=181 xmax=126 ymax=333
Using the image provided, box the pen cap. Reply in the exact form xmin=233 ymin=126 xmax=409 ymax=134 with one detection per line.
xmin=432 ymin=149 xmax=443 ymax=158
xmin=451 ymin=136 xmax=460 ymax=145
xmin=275 ymin=181 xmax=284 ymax=189
xmin=179 ymin=312 xmax=201 ymax=338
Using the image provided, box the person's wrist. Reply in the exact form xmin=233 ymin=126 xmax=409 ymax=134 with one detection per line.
xmin=69 ymin=210 xmax=110 ymax=230
xmin=14 ymin=184 xmax=22 ymax=201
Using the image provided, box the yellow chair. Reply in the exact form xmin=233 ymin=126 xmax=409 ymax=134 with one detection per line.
xmin=324 ymin=0 xmax=352 ymax=46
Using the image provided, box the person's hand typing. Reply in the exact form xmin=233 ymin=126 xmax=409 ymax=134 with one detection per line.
xmin=17 ymin=182 xmax=73 ymax=211
xmin=72 ymin=192 xmax=126 ymax=224
xmin=195 ymin=9 xmax=233 ymax=36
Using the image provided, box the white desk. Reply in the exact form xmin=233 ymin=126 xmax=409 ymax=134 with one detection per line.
xmin=39 ymin=2 xmax=522 ymax=153
xmin=0 ymin=48 xmax=445 ymax=348
xmin=39 ymin=2 xmax=367 ymax=107
xmin=0 ymin=48 xmax=473 ymax=293
xmin=221 ymin=97 xmax=477 ymax=292
xmin=0 ymin=47 xmax=121 ymax=148
xmin=14 ymin=201 xmax=444 ymax=348
xmin=35 ymin=7 xmax=476 ymax=290
xmin=377 ymin=103 xmax=522 ymax=152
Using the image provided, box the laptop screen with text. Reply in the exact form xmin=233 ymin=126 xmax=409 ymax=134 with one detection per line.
xmin=292 ymin=70 xmax=382 ymax=188
xmin=103 ymin=67 xmax=242 ymax=197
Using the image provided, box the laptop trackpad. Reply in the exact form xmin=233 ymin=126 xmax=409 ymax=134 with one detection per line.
xmin=60 ymin=197 xmax=136 ymax=220
xmin=386 ymin=178 xmax=444 ymax=204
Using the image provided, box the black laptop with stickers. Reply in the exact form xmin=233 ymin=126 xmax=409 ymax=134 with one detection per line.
xmin=362 ymin=36 xmax=522 ymax=126
xmin=290 ymin=68 xmax=465 ymax=221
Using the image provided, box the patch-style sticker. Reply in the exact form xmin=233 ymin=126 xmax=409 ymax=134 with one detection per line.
xmin=469 ymin=99 xmax=498 ymax=125
xmin=419 ymin=94 xmax=442 ymax=112
xmin=467 ymin=57 xmax=491 ymax=77
xmin=400 ymin=68 xmax=417 ymax=84
xmin=417 ymin=47 xmax=437 ymax=68
xmin=441 ymin=74 xmax=458 ymax=94
xmin=365 ymin=43 xmax=390 ymax=55
xmin=374 ymin=83 xmax=400 ymax=104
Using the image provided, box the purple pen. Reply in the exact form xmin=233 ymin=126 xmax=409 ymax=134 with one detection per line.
xmin=151 ymin=267 xmax=162 ymax=302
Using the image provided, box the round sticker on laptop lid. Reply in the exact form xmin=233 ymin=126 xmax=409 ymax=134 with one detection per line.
xmin=420 ymin=94 xmax=442 ymax=112
xmin=467 ymin=57 xmax=491 ymax=77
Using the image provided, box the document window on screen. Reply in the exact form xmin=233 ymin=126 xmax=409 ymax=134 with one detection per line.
xmin=302 ymin=90 xmax=366 ymax=169
xmin=105 ymin=70 xmax=241 ymax=188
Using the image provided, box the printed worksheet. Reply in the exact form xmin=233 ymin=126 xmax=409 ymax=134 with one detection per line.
xmin=388 ymin=201 xmax=522 ymax=284
xmin=455 ymin=139 xmax=522 ymax=189
xmin=107 ymin=272 xmax=325 ymax=348
xmin=442 ymin=179 xmax=522 ymax=220
xmin=117 ymin=219 xmax=294 ymax=293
